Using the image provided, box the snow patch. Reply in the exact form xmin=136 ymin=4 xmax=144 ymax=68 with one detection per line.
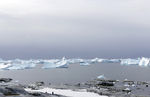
xmin=25 ymin=88 xmax=107 ymax=97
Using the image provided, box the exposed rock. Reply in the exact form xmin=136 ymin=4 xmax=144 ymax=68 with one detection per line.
xmin=122 ymin=88 xmax=131 ymax=93
xmin=35 ymin=82 xmax=45 ymax=87
xmin=0 ymin=85 xmax=28 ymax=96
xmin=27 ymin=84 xmax=40 ymax=90
xmin=98 ymin=81 xmax=114 ymax=87
xmin=0 ymin=78 xmax=12 ymax=83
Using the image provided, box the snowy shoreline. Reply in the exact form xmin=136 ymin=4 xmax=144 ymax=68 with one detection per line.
xmin=0 ymin=77 xmax=150 ymax=97
xmin=25 ymin=87 xmax=107 ymax=97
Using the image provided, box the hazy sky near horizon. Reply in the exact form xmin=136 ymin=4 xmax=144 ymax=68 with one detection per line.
xmin=0 ymin=0 xmax=150 ymax=59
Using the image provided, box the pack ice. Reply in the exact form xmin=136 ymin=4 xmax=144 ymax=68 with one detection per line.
xmin=0 ymin=59 xmax=37 ymax=70
xmin=0 ymin=57 xmax=150 ymax=70
xmin=120 ymin=57 xmax=150 ymax=67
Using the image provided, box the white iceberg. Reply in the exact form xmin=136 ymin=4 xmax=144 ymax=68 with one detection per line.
xmin=98 ymin=59 xmax=120 ymax=63
xmin=120 ymin=57 xmax=150 ymax=67
xmin=0 ymin=59 xmax=37 ymax=70
xmin=139 ymin=57 xmax=150 ymax=67
xmin=80 ymin=61 xmax=90 ymax=66
xmin=67 ymin=58 xmax=83 ymax=64
xmin=90 ymin=58 xmax=99 ymax=63
xmin=120 ymin=59 xmax=140 ymax=65
xmin=0 ymin=63 xmax=12 ymax=69
xmin=97 ymin=75 xmax=106 ymax=79
xmin=42 ymin=57 xmax=68 ymax=69
xmin=0 ymin=57 xmax=150 ymax=70
xmin=6 ymin=61 xmax=37 ymax=70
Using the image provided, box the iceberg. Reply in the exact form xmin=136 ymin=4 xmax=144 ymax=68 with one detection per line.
xmin=80 ymin=61 xmax=90 ymax=66
xmin=120 ymin=57 xmax=150 ymax=67
xmin=55 ymin=57 xmax=68 ymax=68
xmin=6 ymin=60 xmax=37 ymax=70
xmin=0 ymin=57 xmax=150 ymax=70
xmin=90 ymin=58 xmax=99 ymax=63
xmin=139 ymin=57 xmax=150 ymax=67
xmin=97 ymin=75 xmax=106 ymax=79
xmin=42 ymin=57 xmax=68 ymax=69
xmin=67 ymin=58 xmax=92 ymax=66
xmin=96 ymin=59 xmax=120 ymax=63
xmin=67 ymin=58 xmax=84 ymax=64
xmin=0 ymin=59 xmax=37 ymax=70
xmin=7 ymin=63 xmax=36 ymax=70
xmin=120 ymin=59 xmax=140 ymax=65
xmin=41 ymin=62 xmax=56 ymax=69
xmin=0 ymin=63 xmax=12 ymax=69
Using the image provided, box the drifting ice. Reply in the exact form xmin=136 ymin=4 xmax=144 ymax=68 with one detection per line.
xmin=0 ymin=57 xmax=150 ymax=70
xmin=120 ymin=57 xmax=150 ymax=67
xmin=139 ymin=57 xmax=150 ymax=67
xmin=120 ymin=59 xmax=140 ymax=65
xmin=42 ymin=57 xmax=68 ymax=69
xmin=97 ymin=75 xmax=106 ymax=79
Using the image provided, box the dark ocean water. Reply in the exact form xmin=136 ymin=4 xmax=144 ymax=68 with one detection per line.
xmin=0 ymin=63 xmax=150 ymax=84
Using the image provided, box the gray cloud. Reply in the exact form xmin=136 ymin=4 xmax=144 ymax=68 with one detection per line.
xmin=0 ymin=0 xmax=150 ymax=59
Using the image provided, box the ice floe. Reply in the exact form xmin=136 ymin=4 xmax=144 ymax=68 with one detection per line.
xmin=120 ymin=58 xmax=140 ymax=65
xmin=97 ymin=75 xmax=106 ymax=79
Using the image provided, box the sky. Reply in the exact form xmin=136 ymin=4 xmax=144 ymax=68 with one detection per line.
xmin=0 ymin=0 xmax=150 ymax=59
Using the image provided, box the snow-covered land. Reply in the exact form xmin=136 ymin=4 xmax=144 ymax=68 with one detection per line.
xmin=25 ymin=88 xmax=107 ymax=97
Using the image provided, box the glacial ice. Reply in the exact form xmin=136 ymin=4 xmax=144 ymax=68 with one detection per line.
xmin=0 ymin=63 xmax=11 ymax=69
xmin=97 ymin=75 xmax=106 ymax=79
xmin=42 ymin=57 xmax=68 ymax=69
xmin=100 ymin=59 xmax=121 ymax=63
xmin=90 ymin=58 xmax=99 ymax=63
xmin=120 ymin=59 xmax=140 ymax=65
xmin=120 ymin=57 xmax=150 ymax=67
xmin=139 ymin=57 xmax=150 ymax=67
xmin=80 ymin=61 xmax=90 ymax=66
xmin=0 ymin=57 xmax=150 ymax=70
xmin=7 ymin=63 xmax=37 ymax=70
xmin=67 ymin=58 xmax=83 ymax=64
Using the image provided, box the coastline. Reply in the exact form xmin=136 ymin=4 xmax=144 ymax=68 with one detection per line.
xmin=0 ymin=77 xmax=150 ymax=97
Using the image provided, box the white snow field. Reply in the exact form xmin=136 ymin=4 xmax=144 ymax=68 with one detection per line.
xmin=25 ymin=88 xmax=107 ymax=97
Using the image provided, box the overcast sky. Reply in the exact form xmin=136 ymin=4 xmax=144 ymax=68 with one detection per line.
xmin=0 ymin=0 xmax=150 ymax=59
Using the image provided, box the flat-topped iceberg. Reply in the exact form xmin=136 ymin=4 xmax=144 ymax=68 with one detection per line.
xmin=100 ymin=59 xmax=121 ymax=63
xmin=120 ymin=57 xmax=150 ymax=67
xmin=80 ymin=61 xmax=90 ymax=66
xmin=120 ymin=59 xmax=140 ymax=65
xmin=67 ymin=58 xmax=84 ymax=64
xmin=7 ymin=63 xmax=36 ymax=70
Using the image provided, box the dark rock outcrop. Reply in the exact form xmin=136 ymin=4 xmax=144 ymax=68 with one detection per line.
xmin=0 ymin=78 xmax=12 ymax=83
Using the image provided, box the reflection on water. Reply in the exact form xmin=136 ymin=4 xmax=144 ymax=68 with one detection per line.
xmin=0 ymin=63 xmax=150 ymax=84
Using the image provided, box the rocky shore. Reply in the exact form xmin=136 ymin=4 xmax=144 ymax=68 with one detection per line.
xmin=0 ymin=78 xmax=67 ymax=97
xmin=0 ymin=78 xmax=150 ymax=97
